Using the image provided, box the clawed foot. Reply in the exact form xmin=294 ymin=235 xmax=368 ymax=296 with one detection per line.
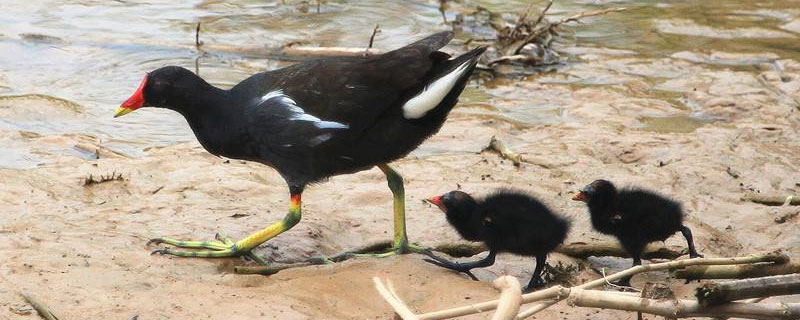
xmin=147 ymin=233 xmax=267 ymax=265
xmin=523 ymin=279 xmax=545 ymax=293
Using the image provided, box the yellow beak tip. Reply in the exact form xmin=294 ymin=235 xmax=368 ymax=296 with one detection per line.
xmin=114 ymin=107 xmax=134 ymax=118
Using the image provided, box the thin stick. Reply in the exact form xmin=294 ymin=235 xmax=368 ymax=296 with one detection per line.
xmin=368 ymin=24 xmax=380 ymax=49
xmin=20 ymin=292 xmax=60 ymax=320
xmin=491 ymin=276 xmax=522 ymax=320
xmin=374 ymin=277 xmax=420 ymax=320
xmin=195 ymin=22 xmax=202 ymax=49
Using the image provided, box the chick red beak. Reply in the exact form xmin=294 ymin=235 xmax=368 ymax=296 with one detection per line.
xmin=115 ymin=75 xmax=148 ymax=118
xmin=425 ymin=195 xmax=447 ymax=212
xmin=572 ymin=192 xmax=587 ymax=202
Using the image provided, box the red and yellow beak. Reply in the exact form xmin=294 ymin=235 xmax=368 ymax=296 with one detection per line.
xmin=425 ymin=195 xmax=447 ymax=212
xmin=115 ymin=75 xmax=148 ymax=118
xmin=572 ymin=192 xmax=587 ymax=202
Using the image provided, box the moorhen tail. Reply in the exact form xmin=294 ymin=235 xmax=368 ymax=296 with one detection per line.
xmin=572 ymin=179 xmax=703 ymax=287
xmin=115 ymin=31 xmax=486 ymax=262
xmin=425 ymin=189 xmax=570 ymax=292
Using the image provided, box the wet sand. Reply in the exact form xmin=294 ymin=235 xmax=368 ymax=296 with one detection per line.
xmin=1 ymin=47 xmax=800 ymax=319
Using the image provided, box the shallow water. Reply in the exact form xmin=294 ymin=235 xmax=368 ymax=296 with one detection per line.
xmin=0 ymin=0 xmax=797 ymax=167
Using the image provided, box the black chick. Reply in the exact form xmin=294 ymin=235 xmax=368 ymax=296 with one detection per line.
xmin=572 ymin=179 xmax=703 ymax=287
xmin=425 ymin=189 xmax=570 ymax=291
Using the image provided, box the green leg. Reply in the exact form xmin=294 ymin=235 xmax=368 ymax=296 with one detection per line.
xmin=150 ymin=187 xmax=304 ymax=262
xmin=375 ymin=164 xmax=427 ymax=255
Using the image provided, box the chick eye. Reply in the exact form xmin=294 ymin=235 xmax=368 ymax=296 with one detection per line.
xmin=441 ymin=194 xmax=452 ymax=205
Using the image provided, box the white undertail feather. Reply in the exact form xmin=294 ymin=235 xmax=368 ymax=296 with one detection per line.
xmin=402 ymin=60 xmax=472 ymax=119
xmin=260 ymin=90 xmax=349 ymax=129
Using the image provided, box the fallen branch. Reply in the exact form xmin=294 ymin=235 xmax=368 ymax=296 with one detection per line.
xmin=491 ymin=276 xmax=522 ymax=320
xmin=742 ymin=192 xmax=800 ymax=206
xmin=568 ymin=287 xmax=800 ymax=319
xmin=20 ymin=292 xmax=60 ymax=320
xmin=508 ymin=6 xmax=626 ymax=55
xmin=674 ymin=262 xmax=800 ymax=280
xmin=556 ymin=241 xmax=684 ymax=260
xmin=483 ymin=135 xmax=523 ymax=166
xmin=695 ymin=274 xmax=800 ymax=307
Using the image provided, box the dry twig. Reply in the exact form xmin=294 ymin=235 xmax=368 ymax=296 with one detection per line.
xmin=20 ymin=292 xmax=60 ymax=320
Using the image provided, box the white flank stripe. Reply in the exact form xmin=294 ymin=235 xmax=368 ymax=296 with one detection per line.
xmin=402 ymin=60 xmax=471 ymax=119
xmin=260 ymin=90 xmax=349 ymax=129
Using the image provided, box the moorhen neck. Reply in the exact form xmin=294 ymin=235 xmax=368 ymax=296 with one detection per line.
xmin=573 ymin=179 xmax=703 ymax=287
xmin=425 ymin=189 xmax=570 ymax=292
xmin=115 ymin=31 xmax=487 ymax=263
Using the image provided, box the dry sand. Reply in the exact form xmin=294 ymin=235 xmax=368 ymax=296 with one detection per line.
xmin=1 ymin=51 xmax=800 ymax=319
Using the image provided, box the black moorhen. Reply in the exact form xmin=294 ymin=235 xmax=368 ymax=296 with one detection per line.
xmin=425 ymin=189 xmax=570 ymax=291
xmin=572 ymin=179 xmax=703 ymax=287
xmin=115 ymin=31 xmax=487 ymax=262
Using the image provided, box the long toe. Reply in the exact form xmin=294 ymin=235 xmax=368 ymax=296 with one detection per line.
xmin=146 ymin=235 xmax=245 ymax=258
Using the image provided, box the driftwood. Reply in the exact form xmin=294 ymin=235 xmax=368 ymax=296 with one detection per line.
xmin=695 ymin=274 xmax=800 ymax=307
xmin=557 ymin=241 xmax=684 ymax=260
xmin=20 ymin=292 xmax=60 ymax=320
xmin=674 ymin=262 xmax=800 ymax=280
xmin=490 ymin=276 xmax=522 ymax=320
xmin=396 ymin=252 xmax=788 ymax=320
xmin=742 ymin=192 xmax=800 ymax=206
xmin=568 ymin=287 xmax=800 ymax=319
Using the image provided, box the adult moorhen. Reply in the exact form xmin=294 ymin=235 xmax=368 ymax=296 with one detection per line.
xmin=425 ymin=189 xmax=570 ymax=291
xmin=572 ymin=179 xmax=703 ymax=287
xmin=115 ymin=31 xmax=486 ymax=262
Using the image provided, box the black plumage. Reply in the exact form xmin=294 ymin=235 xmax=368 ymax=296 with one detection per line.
xmin=573 ymin=179 xmax=703 ymax=287
xmin=426 ymin=189 xmax=571 ymax=291
xmin=129 ymin=32 xmax=485 ymax=187
xmin=117 ymin=32 xmax=487 ymax=260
